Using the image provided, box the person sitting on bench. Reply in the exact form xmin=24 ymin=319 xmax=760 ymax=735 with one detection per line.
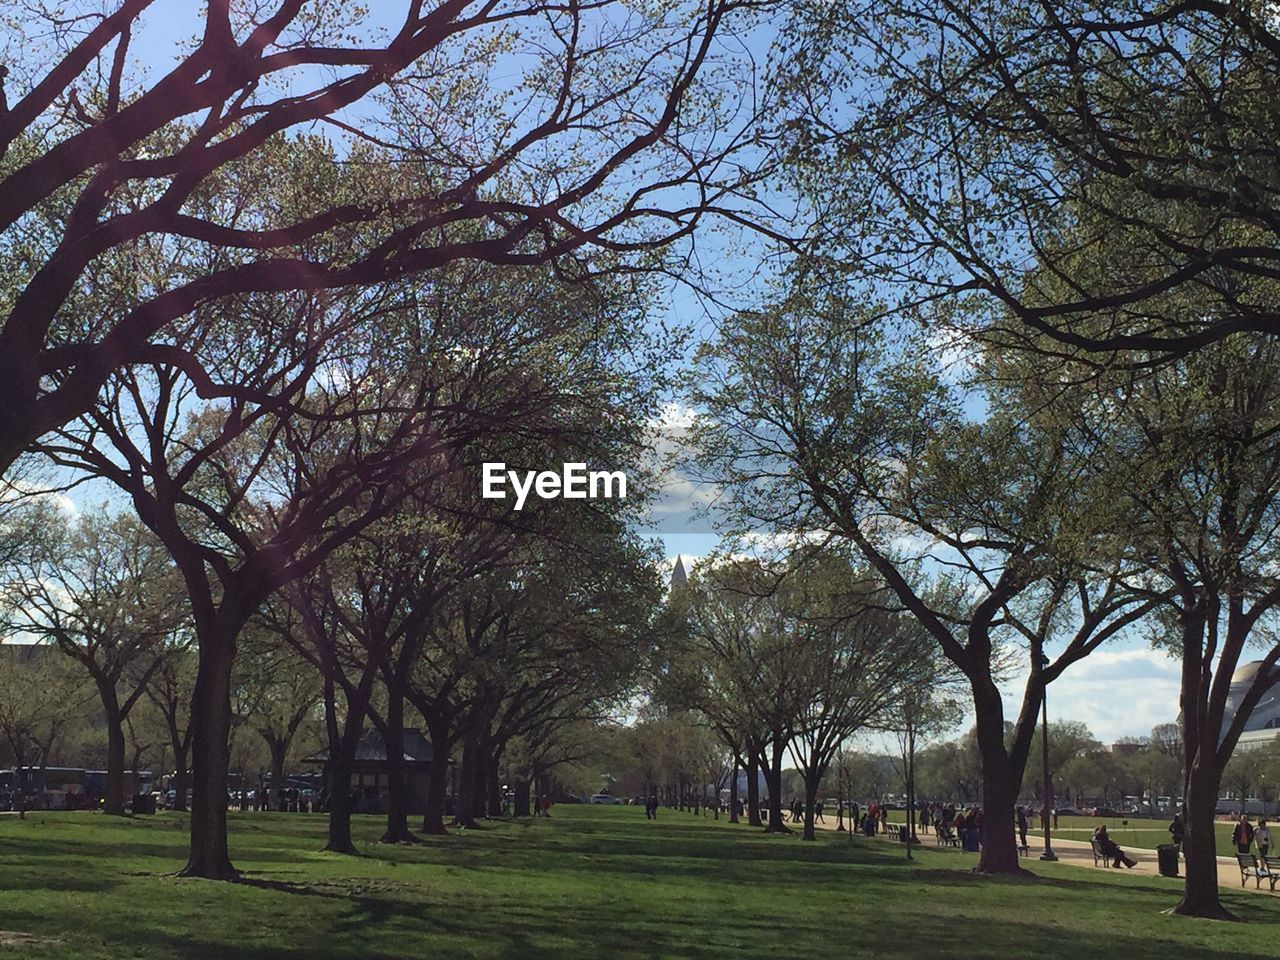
xmin=1093 ymin=825 xmax=1136 ymax=868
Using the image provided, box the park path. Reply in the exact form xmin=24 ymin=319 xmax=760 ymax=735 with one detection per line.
xmin=807 ymin=813 xmax=1269 ymax=895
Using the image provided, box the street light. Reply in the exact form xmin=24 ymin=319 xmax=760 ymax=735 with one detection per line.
xmin=1040 ymin=654 xmax=1058 ymax=862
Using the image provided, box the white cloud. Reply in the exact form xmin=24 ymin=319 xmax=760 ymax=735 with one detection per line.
xmin=1000 ymin=647 xmax=1182 ymax=743
xmin=0 ymin=478 xmax=78 ymax=518
xmin=922 ymin=324 xmax=977 ymax=385
xmin=639 ymin=402 xmax=719 ymax=532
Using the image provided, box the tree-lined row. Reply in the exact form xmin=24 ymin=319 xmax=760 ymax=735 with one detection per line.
xmin=687 ymin=0 xmax=1280 ymax=920
xmin=0 ymin=0 xmax=784 ymax=880
xmin=0 ymin=443 xmax=663 ymax=852
xmin=633 ymin=549 xmax=963 ymax=842
xmin=0 ymin=234 xmax=671 ymax=875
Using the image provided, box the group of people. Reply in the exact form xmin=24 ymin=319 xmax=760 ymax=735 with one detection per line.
xmin=860 ymin=803 xmax=890 ymax=839
xmin=787 ymin=798 xmax=826 ymax=823
xmin=232 ymin=785 xmax=317 ymax=813
xmin=1230 ymin=814 xmax=1273 ymax=858
xmin=925 ymin=802 xmax=984 ymax=851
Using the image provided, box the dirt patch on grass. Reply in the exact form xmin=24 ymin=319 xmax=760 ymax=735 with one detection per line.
xmin=0 ymin=930 xmax=61 ymax=949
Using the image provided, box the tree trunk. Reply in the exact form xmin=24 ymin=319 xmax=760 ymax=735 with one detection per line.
xmin=379 ymin=689 xmax=415 ymax=843
xmin=420 ymin=753 xmax=451 ymax=835
xmin=729 ymin=759 xmax=740 ymax=823
xmin=99 ymin=687 xmax=127 ymax=816
xmin=906 ymin=728 xmax=916 ymax=861
xmin=746 ymin=751 xmax=762 ymax=827
xmin=802 ymin=774 xmax=818 ymax=841
xmin=178 ymin=636 xmax=238 ymax=880
xmin=764 ymin=737 xmax=787 ymax=833
xmin=419 ymin=711 xmax=453 ymax=834
xmin=1172 ymin=757 xmax=1231 ymax=918
xmin=325 ymin=753 xmax=358 ymax=855
xmin=268 ymin=739 xmax=287 ymax=813
xmin=453 ymin=732 xmax=480 ymax=829
xmin=1169 ymin=600 xmax=1232 ymax=918
xmin=972 ymin=699 xmax=1025 ymax=876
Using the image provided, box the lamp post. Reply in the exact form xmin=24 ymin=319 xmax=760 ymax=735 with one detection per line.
xmin=1040 ymin=655 xmax=1057 ymax=862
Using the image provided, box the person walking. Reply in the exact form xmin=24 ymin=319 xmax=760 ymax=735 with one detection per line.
xmin=880 ymin=805 xmax=889 ymax=835
xmin=1016 ymin=806 xmax=1029 ymax=850
xmin=1256 ymin=819 xmax=1271 ymax=859
xmin=815 ymin=800 xmax=825 ymax=824
xmin=1233 ymin=814 xmax=1255 ymax=855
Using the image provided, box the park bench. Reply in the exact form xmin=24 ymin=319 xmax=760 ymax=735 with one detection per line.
xmin=1263 ymin=856 xmax=1280 ymax=892
xmin=1237 ymin=852 xmax=1264 ymax=888
xmin=1090 ymin=839 xmax=1113 ymax=867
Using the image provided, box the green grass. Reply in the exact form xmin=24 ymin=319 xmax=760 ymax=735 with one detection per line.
xmin=0 ymin=807 xmax=1277 ymax=959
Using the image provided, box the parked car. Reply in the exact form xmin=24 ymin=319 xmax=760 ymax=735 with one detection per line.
xmin=1054 ymin=806 xmax=1078 ymax=817
xmin=590 ymin=793 xmax=621 ymax=805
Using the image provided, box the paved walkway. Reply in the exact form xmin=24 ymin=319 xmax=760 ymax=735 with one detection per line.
xmin=809 ymin=815 xmax=1269 ymax=894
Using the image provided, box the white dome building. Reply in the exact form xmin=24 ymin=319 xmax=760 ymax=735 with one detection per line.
xmin=1223 ymin=660 xmax=1280 ymax=751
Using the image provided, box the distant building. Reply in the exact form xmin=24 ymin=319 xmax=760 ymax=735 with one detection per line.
xmin=304 ymin=730 xmax=437 ymax=814
xmin=671 ymin=555 xmax=688 ymax=587
xmin=1222 ymin=661 xmax=1280 ymax=751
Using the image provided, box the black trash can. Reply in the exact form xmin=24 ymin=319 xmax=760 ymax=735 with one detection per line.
xmin=131 ymin=793 xmax=156 ymax=815
xmin=899 ymin=825 xmax=909 ymax=843
xmin=1157 ymin=843 xmax=1179 ymax=877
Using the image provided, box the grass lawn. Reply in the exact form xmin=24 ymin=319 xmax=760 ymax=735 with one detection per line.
xmin=1 ymin=807 xmax=1278 ymax=959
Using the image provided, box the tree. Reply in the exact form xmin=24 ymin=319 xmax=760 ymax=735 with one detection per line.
xmin=0 ymin=645 xmax=89 ymax=815
xmin=780 ymin=552 xmax=930 ymax=842
xmin=782 ymin=0 xmax=1280 ymax=357
xmin=691 ymin=297 xmax=1158 ymax=873
xmin=885 ymin=658 xmax=965 ymax=858
xmin=1040 ymin=334 xmax=1280 ymax=917
xmin=679 ymin=556 xmax=813 ymax=832
xmin=1222 ymin=750 xmax=1262 ymax=817
xmin=1144 ymin=723 xmax=1184 ymax=800
xmin=1025 ymin=721 xmax=1102 ymax=808
xmin=0 ymin=0 xmax=777 ymax=473
xmin=915 ymin=738 xmax=981 ymax=806
xmin=2 ymin=505 xmax=181 ymax=814
xmin=142 ymin=636 xmax=196 ymax=812
xmin=425 ymin=511 xmax=662 ymax=829
xmin=234 ymin=610 xmax=321 ymax=813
